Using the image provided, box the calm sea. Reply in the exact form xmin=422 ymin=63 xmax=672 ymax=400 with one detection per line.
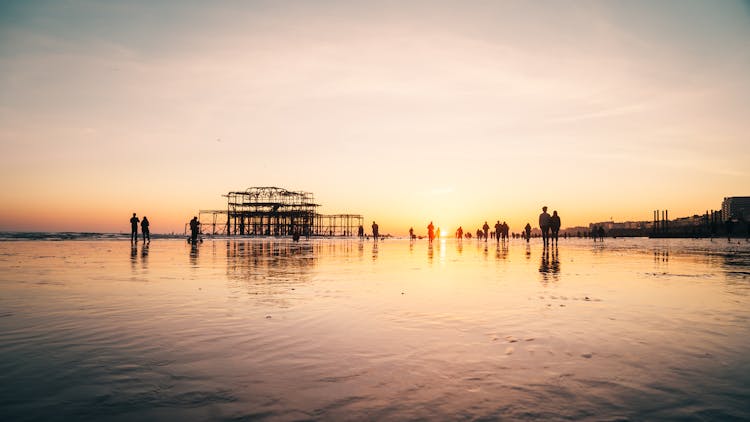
xmin=1 ymin=237 xmax=749 ymax=421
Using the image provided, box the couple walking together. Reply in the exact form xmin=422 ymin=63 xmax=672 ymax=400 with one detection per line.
xmin=538 ymin=206 xmax=561 ymax=246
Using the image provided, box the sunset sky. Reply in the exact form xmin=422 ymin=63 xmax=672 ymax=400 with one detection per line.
xmin=1 ymin=1 xmax=748 ymax=234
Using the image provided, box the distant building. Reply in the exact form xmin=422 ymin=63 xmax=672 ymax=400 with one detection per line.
xmin=721 ymin=196 xmax=750 ymax=221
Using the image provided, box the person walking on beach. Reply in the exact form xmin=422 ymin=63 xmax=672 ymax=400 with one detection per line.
xmin=482 ymin=221 xmax=490 ymax=242
xmin=597 ymin=225 xmax=605 ymax=242
xmin=501 ymin=221 xmax=509 ymax=241
xmin=428 ymin=221 xmax=435 ymax=243
xmin=409 ymin=227 xmax=415 ymax=240
xmin=456 ymin=226 xmax=463 ymax=239
xmin=550 ymin=211 xmax=561 ymax=245
xmin=130 ymin=213 xmax=139 ymax=243
xmin=189 ymin=216 xmax=200 ymax=244
xmin=524 ymin=223 xmax=532 ymax=242
xmin=539 ymin=206 xmax=551 ymax=246
xmin=371 ymin=221 xmax=379 ymax=240
xmin=358 ymin=225 xmax=364 ymax=239
xmin=141 ymin=216 xmax=150 ymax=243
xmin=494 ymin=221 xmax=502 ymax=244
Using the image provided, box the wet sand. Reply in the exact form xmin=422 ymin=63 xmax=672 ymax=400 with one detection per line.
xmin=1 ymin=237 xmax=749 ymax=420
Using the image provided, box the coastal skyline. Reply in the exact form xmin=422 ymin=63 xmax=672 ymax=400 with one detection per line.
xmin=1 ymin=1 xmax=749 ymax=234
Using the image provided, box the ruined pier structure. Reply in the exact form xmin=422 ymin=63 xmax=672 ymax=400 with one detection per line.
xmin=196 ymin=187 xmax=363 ymax=237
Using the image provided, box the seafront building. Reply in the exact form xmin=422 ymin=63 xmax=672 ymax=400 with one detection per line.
xmin=722 ymin=196 xmax=750 ymax=221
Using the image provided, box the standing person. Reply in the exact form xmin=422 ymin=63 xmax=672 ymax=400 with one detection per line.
xmin=189 ymin=216 xmax=200 ymax=244
xmin=409 ymin=227 xmax=414 ymax=240
xmin=456 ymin=226 xmax=463 ymax=239
xmin=550 ymin=211 xmax=561 ymax=245
xmin=427 ymin=221 xmax=435 ymax=243
xmin=501 ymin=221 xmax=509 ymax=241
xmin=524 ymin=223 xmax=532 ymax=242
xmin=141 ymin=216 xmax=150 ymax=243
xmin=371 ymin=221 xmax=379 ymax=240
xmin=598 ymin=225 xmax=605 ymax=242
xmin=539 ymin=206 xmax=551 ymax=246
xmin=725 ymin=219 xmax=734 ymax=242
xmin=494 ymin=221 xmax=502 ymax=244
xmin=482 ymin=221 xmax=490 ymax=242
xmin=358 ymin=225 xmax=364 ymax=239
xmin=130 ymin=213 xmax=139 ymax=243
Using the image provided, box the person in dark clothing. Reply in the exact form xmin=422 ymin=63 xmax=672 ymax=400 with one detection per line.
xmin=550 ymin=211 xmax=561 ymax=245
xmin=597 ymin=225 xmax=605 ymax=241
xmin=141 ymin=216 xmax=150 ymax=243
xmin=482 ymin=221 xmax=490 ymax=242
xmin=539 ymin=206 xmax=551 ymax=246
xmin=494 ymin=221 xmax=502 ymax=244
xmin=725 ymin=219 xmax=734 ymax=242
xmin=130 ymin=213 xmax=139 ymax=243
xmin=524 ymin=223 xmax=532 ymax=242
xmin=189 ymin=216 xmax=200 ymax=243
xmin=371 ymin=221 xmax=379 ymax=240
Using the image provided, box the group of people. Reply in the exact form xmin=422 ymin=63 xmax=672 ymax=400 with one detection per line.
xmin=129 ymin=213 xmax=150 ymax=243
xmin=414 ymin=208 xmax=563 ymax=245
xmin=537 ymin=206 xmax=561 ymax=245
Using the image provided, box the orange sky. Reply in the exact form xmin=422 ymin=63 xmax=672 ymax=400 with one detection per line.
xmin=1 ymin=1 xmax=748 ymax=234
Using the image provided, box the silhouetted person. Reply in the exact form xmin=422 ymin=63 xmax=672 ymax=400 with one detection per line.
xmin=456 ymin=226 xmax=463 ymax=239
xmin=494 ymin=221 xmax=502 ymax=244
xmin=524 ymin=223 xmax=531 ymax=242
xmin=550 ymin=211 xmax=561 ymax=245
xmin=725 ymin=219 xmax=734 ymax=242
xmin=189 ymin=216 xmax=200 ymax=244
xmin=598 ymin=225 xmax=605 ymax=241
xmin=482 ymin=221 xmax=490 ymax=242
xmin=130 ymin=213 xmax=139 ymax=243
xmin=539 ymin=206 xmax=551 ymax=246
xmin=141 ymin=216 xmax=150 ymax=243
xmin=428 ymin=221 xmax=435 ymax=243
xmin=358 ymin=225 xmax=364 ymax=239
xmin=501 ymin=221 xmax=509 ymax=241
xmin=371 ymin=221 xmax=379 ymax=240
xmin=409 ymin=227 xmax=414 ymax=240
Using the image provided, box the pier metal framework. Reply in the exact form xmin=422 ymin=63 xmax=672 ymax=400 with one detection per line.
xmin=193 ymin=187 xmax=363 ymax=237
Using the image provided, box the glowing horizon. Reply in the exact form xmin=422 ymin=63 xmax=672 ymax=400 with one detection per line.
xmin=1 ymin=1 xmax=749 ymax=235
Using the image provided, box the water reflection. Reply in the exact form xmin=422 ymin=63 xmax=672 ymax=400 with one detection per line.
xmin=140 ymin=243 xmax=149 ymax=270
xmin=225 ymin=239 xmax=316 ymax=285
xmin=189 ymin=242 xmax=199 ymax=266
xmin=3 ymin=238 xmax=750 ymax=421
xmin=495 ymin=243 xmax=508 ymax=260
xmin=372 ymin=241 xmax=379 ymax=261
xmin=539 ymin=244 xmax=560 ymax=283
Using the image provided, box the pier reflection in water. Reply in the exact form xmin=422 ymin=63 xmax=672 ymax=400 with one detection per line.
xmin=0 ymin=238 xmax=749 ymax=420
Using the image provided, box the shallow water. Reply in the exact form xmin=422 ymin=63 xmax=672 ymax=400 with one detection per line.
xmin=1 ymin=237 xmax=749 ymax=421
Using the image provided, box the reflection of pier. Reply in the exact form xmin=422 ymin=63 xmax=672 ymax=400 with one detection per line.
xmin=190 ymin=187 xmax=363 ymax=237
